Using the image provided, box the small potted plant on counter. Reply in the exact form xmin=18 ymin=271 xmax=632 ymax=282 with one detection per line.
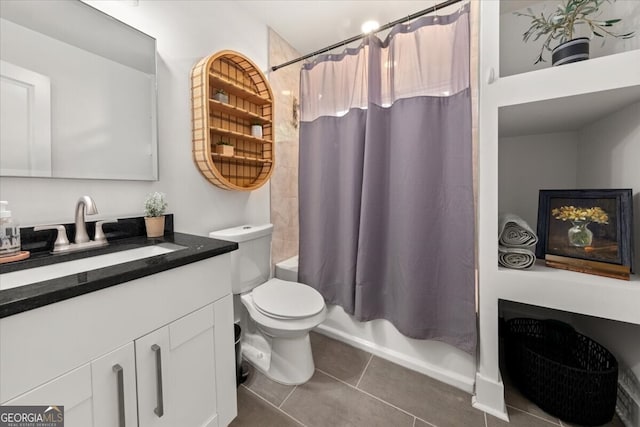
xmin=215 ymin=141 xmax=234 ymax=157
xmin=213 ymin=88 xmax=229 ymax=103
xmin=250 ymin=122 xmax=263 ymax=138
xmin=144 ymin=192 xmax=167 ymax=238
xmin=516 ymin=0 xmax=634 ymax=66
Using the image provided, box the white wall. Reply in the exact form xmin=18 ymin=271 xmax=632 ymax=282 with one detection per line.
xmin=500 ymin=0 xmax=640 ymax=77
xmin=498 ymin=132 xmax=578 ymax=228
xmin=0 ymin=1 xmax=271 ymax=233
xmin=576 ymin=102 xmax=640 ymax=379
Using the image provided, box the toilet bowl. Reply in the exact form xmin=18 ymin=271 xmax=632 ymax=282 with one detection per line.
xmin=241 ymin=279 xmax=326 ymax=384
xmin=209 ymin=224 xmax=326 ymax=385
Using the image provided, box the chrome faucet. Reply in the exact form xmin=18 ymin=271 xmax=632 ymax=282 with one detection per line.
xmin=74 ymin=195 xmax=98 ymax=243
xmin=34 ymin=195 xmax=117 ymax=253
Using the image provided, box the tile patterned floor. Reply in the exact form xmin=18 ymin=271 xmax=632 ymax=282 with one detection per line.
xmin=230 ymin=332 xmax=625 ymax=427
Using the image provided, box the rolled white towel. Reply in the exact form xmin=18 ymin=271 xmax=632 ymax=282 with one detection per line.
xmin=498 ymin=246 xmax=536 ymax=269
xmin=498 ymin=213 xmax=538 ymax=248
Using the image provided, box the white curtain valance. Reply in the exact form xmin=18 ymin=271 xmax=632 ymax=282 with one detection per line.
xmin=300 ymin=6 xmax=470 ymax=122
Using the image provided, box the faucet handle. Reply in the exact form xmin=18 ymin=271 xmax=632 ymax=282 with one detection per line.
xmin=94 ymin=219 xmax=118 ymax=243
xmin=33 ymin=225 xmax=70 ymax=248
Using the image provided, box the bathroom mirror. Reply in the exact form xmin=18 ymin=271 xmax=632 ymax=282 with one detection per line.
xmin=0 ymin=0 xmax=158 ymax=180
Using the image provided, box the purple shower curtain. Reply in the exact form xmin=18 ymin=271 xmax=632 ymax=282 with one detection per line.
xmin=298 ymin=6 xmax=476 ymax=353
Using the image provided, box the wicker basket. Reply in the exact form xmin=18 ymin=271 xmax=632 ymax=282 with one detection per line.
xmin=505 ymin=318 xmax=618 ymax=426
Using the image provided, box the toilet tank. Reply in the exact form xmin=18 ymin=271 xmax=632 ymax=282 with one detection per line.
xmin=209 ymin=224 xmax=273 ymax=294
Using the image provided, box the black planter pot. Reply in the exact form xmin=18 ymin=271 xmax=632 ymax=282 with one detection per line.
xmin=552 ymin=37 xmax=590 ymax=66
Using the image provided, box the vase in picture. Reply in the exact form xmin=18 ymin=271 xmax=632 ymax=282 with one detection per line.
xmin=568 ymin=221 xmax=593 ymax=247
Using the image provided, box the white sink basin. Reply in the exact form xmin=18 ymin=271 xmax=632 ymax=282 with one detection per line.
xmin=0 ymin=243 xmax=186 ymax=291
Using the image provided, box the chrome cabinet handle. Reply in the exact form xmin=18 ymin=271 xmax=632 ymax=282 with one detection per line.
xmin=112 ymin=364 xmax=125 ymax=427
xmin=151 ymin=344 xmax=164 ymax=418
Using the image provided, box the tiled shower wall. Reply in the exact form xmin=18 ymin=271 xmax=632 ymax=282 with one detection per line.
xmin=267 ymin=4 xmax=479 ymax=267
xmin=268 ymin=29 xmax=301 ymax=266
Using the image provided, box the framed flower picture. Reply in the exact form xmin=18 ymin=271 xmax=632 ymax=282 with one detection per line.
xmin=536 ymin=189 xmax=634 ymax=279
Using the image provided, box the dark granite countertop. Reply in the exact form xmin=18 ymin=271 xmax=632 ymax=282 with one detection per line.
xmin=0 ymin=232 xmax=237 ymax=318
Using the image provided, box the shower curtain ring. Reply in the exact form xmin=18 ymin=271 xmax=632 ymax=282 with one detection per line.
xmin=433 ymin=2 xmax=439 ymax=22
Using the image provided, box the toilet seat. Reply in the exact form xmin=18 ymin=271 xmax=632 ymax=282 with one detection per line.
xmin=252 ymin=278 xmax=325 ymax=320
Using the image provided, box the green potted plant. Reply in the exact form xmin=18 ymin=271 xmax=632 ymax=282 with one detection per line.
xmin=516 ymin=0 xmax=634 ymax=66
xmin=213 ymin=88 xmax=228 ymax=103
xmin=215 ymin=141 xmax=234 ymax=157
xmin=144 ymin=192 xmax=168 ymax=238
xmin=250 ymin=121 xmax=263 ymax=138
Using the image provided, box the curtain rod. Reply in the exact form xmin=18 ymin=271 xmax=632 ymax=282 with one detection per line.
xmin=270 ymin=0 xmax=465 ymax=72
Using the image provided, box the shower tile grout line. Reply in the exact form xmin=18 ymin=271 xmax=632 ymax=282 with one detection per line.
xmin=315 ymin=367 xmax=435 ymax=425
xmin=241 ymin=384 xmax=308 ymax=427
xmin=355 ymin=353 xmax=374 ymax=389
xmin=279 ymin=384 xmax=298 ymax=409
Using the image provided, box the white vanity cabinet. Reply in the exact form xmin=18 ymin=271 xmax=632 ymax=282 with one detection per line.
xmin=0 ymin=254 xmax=237 ymax=427
xmin=91 ymin=343 xmax=138 ymax=427
xmin=4 ymin=341 xmax=138 ymax=427
xmin=4 ymin=364 xmax=96 ymax=426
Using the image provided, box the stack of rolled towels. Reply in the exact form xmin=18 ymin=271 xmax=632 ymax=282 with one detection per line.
xmin=498 ymin=213 xmax=538 ymax=269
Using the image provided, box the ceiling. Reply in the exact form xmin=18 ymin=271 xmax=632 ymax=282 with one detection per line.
xmin=236 ymin=1 xmax=547 ymax=60
xmin=236 ymin=0 xmax=444 ymax=57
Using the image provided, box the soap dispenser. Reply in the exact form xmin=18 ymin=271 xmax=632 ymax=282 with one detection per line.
xmin=0 ymin=201 xmax=21 ymax=257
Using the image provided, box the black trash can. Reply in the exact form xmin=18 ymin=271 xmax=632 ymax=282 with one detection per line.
xmin=234 ymin=324 xmax=248 ymax=386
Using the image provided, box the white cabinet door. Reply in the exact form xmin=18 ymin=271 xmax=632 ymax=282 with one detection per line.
xmin=168 ymin=304 xmax=218 ymax=427
xmin=5 ymin=364 xmax=94 ymax=427
xmin=136 ymin=325 xmax=171 ymax=427
xmin=91 ymin=342 xmax=138 ymax=427
xmin=137 ymin=304 xmax=218 ymax=427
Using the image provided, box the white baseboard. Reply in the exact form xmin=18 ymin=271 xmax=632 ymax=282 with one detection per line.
xmin=472 ymin=371 xmax=508 ymax=421
xmin=314 ymin=324 xmax=475 ymax=393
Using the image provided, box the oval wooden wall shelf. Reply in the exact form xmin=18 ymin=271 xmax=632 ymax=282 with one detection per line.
xmin=191 ymin=50 xmax=274 ymax=191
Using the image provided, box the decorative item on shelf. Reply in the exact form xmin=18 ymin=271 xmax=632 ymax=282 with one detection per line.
xmin=516 ymin=0 xmax=635 ymax=66
xmin=144 ymin=191 xmax=167 ymax=238
xmin=250 ymin=122 xmax=263 ymax=138
xmin=213 ymin=89 xmax=229 ymax=103
xmin=536 ymin=189 xmax=634 ymax=280
xmin=215 ymin=141 xmax=234 ymax=157
xmin=498 ymin=213 xmax=538 ymax=269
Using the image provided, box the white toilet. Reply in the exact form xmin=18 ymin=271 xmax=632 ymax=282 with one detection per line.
xmin=209 ymin=224 xmax=326 ymax=385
